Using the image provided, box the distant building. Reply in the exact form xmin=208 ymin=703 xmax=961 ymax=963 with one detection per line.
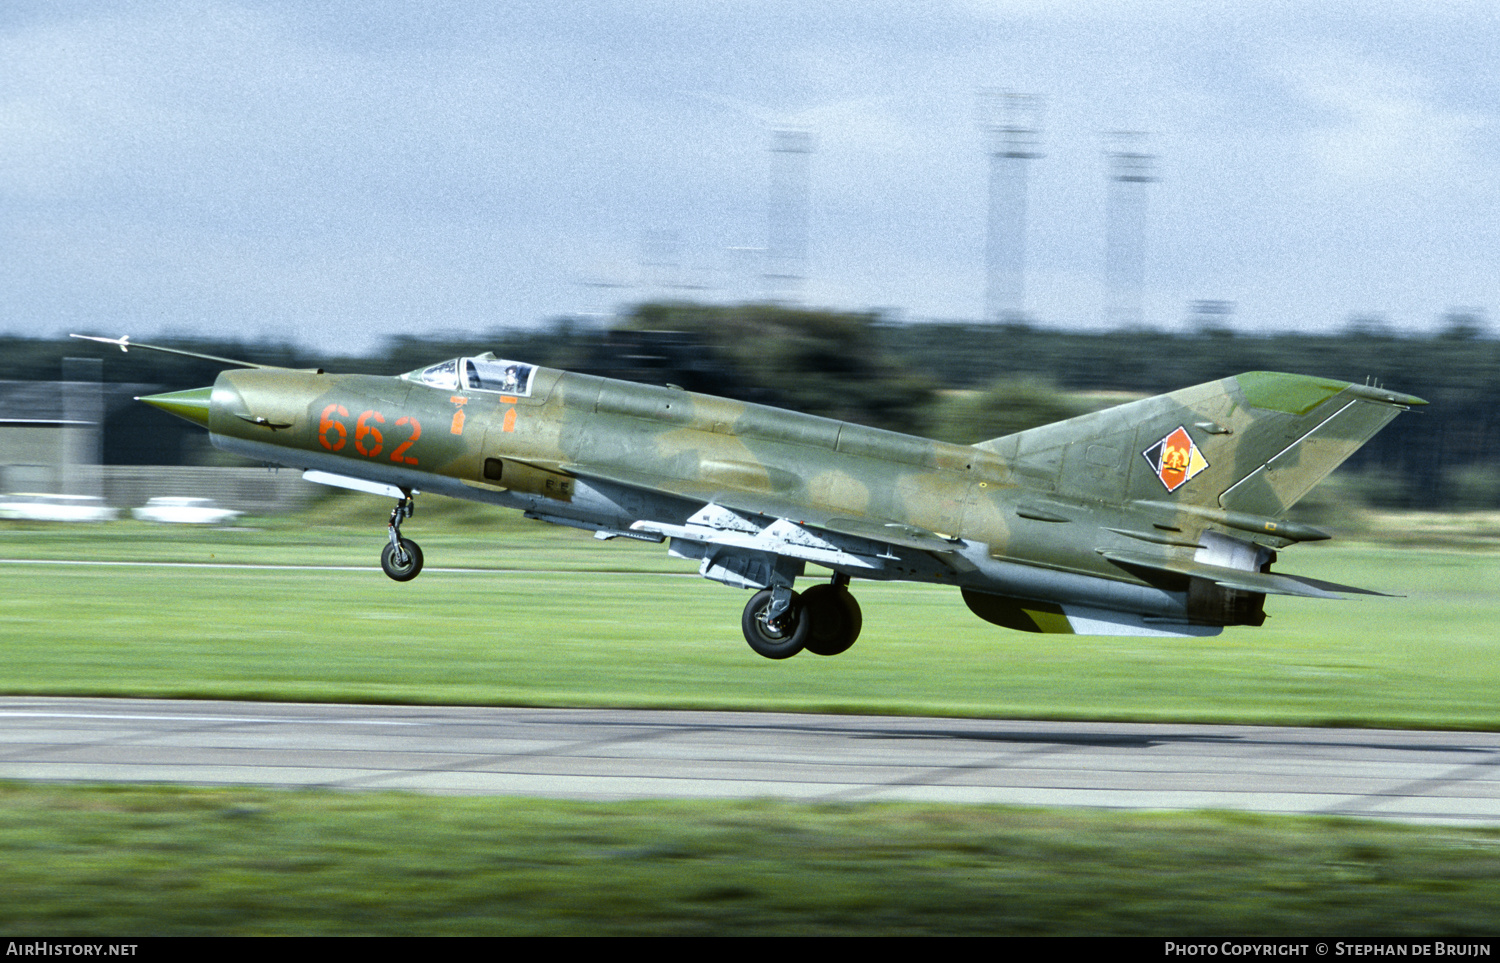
xmin=0 ymin=379 xmax=356 ymax=516
xmin=0 ymin=381 xmax=141 ymax=494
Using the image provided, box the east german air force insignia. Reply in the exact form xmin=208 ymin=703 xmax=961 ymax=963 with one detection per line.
xmin=1142 ymin=426 xmax=1209 ymax=493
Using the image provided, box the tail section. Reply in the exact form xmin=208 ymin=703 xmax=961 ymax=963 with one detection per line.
xmin=973 ymin=372 xmax=1424 ymax=515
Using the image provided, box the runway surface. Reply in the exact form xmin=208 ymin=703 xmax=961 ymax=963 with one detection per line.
xmin=3 ymin=696 xmax=1499 ymax=824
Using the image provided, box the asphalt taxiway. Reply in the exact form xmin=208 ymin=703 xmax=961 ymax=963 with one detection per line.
xmin=2 ymin=697 xmax=1498 ymax=824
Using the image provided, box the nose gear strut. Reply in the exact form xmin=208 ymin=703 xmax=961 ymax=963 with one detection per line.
xmin=380 ymin=493 xmax=423 ymax=581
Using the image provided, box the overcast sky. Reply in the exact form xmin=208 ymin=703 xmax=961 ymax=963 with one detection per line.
xmin=3 ymin=1 xmax=1496 ymax=353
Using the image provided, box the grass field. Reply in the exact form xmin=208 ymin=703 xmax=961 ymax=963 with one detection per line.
xmin=4 ymin=784 xmax=1500 ymax=936
xmin=4 ymin=507 xmax=1500 ymax=935
xmin=2 ymin=507 xmax=1498 ymax=728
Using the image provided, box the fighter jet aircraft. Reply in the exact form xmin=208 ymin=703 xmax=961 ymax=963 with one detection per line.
xmin=74 ymin=334 xmax=1423 ymax=659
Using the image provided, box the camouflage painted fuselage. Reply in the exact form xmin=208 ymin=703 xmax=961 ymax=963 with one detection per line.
xmin=202 ymin=360 xmax=1422 ymax=636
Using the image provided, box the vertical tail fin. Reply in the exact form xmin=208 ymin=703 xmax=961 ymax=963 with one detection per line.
xmin=973 ymin=372 xmax=1424 ymax=515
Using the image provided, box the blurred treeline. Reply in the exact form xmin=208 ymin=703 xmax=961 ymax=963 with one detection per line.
xmin=8 ymin=303 xmax=1493 ymax=509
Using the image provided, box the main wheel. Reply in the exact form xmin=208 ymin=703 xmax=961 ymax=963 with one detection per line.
xmin=381 ymin=538 xmax=424 ymax=582
xmin=741 ymin=588 xmax=808 ymax=659
xmin=801 ymin=584 xmax=863 ymax=656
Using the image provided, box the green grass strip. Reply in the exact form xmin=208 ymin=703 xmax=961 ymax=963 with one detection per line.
xmin=2 ymin=783 xmax=1499 ymax=936
xmin=3 ymin=517 xmax=1499 ymax=728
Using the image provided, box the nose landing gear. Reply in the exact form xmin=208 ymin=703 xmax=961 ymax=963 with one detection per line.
xmin=380 ymin=494 xmax=423 ymax=582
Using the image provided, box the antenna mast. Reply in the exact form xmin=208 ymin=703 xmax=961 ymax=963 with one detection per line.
xmin=764 ymin=127 xmax=814 ymax=301
xmin=1104 ymin=130 xmax=1156 ymax=326
xmin=980 ymin=90 xmax=1043 ymax=323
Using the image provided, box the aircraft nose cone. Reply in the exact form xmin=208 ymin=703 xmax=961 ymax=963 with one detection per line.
xmin=137 ymin=386 xmax=213 ymax=429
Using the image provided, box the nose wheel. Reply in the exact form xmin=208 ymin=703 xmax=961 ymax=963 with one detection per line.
xmin=380 ymin=494 xmax=423 ymax=582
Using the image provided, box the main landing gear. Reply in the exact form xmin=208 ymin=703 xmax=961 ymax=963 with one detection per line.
xmin=380 ymin=493 xmax=423 ymax=582
xmin=741 ymin=576 xmax=862 ymax=660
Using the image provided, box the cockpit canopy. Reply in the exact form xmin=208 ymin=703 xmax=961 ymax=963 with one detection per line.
xmin=404 ymin=353 xmax=537 ymax=397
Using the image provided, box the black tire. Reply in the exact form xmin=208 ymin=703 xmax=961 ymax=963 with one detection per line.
xmin=381 ymin=538 xmax=424 ymax=582
xmin=741 ymin=588 xmax=808 ymax=659
xmin=801 ymin=584 xmax=863 ymax=656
